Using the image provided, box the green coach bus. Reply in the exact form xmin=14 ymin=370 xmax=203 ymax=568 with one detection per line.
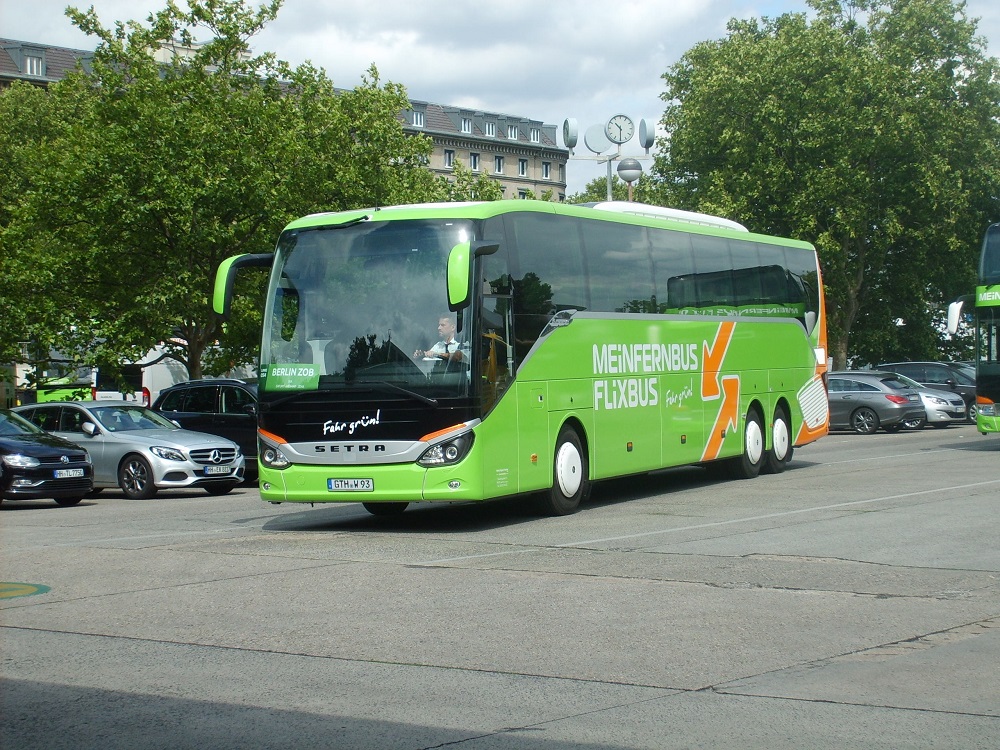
xmin=215 ymin=200 xmax=830 ymax=515
xmin=949 ymin=223 xmax=1000 ymax=434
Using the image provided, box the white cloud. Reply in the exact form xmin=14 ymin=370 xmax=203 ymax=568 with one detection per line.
xmin=6 ymin=0 xmax=999 ymax=194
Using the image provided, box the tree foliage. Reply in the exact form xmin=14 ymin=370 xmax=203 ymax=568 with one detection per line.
xmin=655 ymin=0 xmax=1000 ymax=368
xmin=0 ymin=0 xmax=440 ymax=379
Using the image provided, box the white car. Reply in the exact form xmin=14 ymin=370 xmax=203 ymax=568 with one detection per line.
xmin=14 ymin=401 xmax=244 ymax=499
xmin=890 ymin=373 xmax=967 ymax=428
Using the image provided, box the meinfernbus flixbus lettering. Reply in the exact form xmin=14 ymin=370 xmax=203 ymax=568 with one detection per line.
xmin=948 ymin=223 xmax=1000 ymax=434
xmin=214 ymin=200 xmax=830 ymax=516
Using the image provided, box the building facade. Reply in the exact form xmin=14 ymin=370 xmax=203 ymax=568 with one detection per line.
xmin=1 ymin=38 xmax=569 ymax=200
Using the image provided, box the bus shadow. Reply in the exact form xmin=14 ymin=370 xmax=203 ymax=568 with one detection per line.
xmin=936 ymin=436 xmax=1000 ymax=452
xmin=262 ymin=461 xmax=821 ymax=534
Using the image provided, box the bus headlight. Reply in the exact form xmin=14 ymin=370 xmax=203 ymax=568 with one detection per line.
xmin=260 ymin=446 xmax=290 ymax=469
xmin=418 ymin=432 xmax=474 ymax=467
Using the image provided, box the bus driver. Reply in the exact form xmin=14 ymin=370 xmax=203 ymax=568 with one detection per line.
xmin=414 ymin=315 xmax=464 ymax=362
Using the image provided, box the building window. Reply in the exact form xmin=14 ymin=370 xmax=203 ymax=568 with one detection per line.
xmin=542 ymin=161 xmax=551 ymax=180
xmin=507 ymin=124 xmax=518 ymax=140
xmin=559 ymin=164 xmax=565 ymax=182
xmin=25 ymin=55 xmax=43 ymax=76
xmin=461 ymin=117 xmax=473 ymax=134
xmin=444 ymin=150 xmax=454 ymax=168
xmin=494 ymin=155 xmax=504 ymax=174
xmin=411 ymin=110 xmax=424 ymax=127
xmin=470 ymin=153 xmax=480 ymax=171
xmin=530 ymin=127 xmax=540 ymax=143
xmin=518 ymin=190 xmax=529 ymax=200
xmin=518 ymin=159 xmax=528 ymax=177
xmin=485 ymin=122 xmax=496 ymax=137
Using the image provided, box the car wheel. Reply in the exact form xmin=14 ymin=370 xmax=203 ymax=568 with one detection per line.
xmin=763 ymin=406 xmax=793 ymax=474
xmin=851 ymin=407 xmax=879 ymax=434
xmin=967 ymin=402 xmax=978 ymax=422
xmin=118 ymin=454 xmax=157 ymax=499
xmin=54 ymin=497 xmax=84 ymax=507
xmin=363 ymin=502 xmax=409 ymax=516
xmin=204 ymin=482 xmax=238 ymax=496
xmin=902 ymin=415 xmax=926 ymax=430
xmin=540 ymin=425 xmax=590 ymax=516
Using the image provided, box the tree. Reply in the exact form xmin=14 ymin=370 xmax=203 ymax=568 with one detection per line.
xmin=0 ymin=0 xmax=439 ymax=379
xmin=656 ymin=0 xmax=1000 ymax=368
xmin=439 ymin=160 xmax=504 ymax=202
xmin=567 ymin=172 xmax=657 ymax=204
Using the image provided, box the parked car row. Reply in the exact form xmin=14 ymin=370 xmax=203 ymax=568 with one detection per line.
xmin=828 ymin=362 xmax=973 ymax=434
xmin=3 ymin=401 xmax=244 ymax=505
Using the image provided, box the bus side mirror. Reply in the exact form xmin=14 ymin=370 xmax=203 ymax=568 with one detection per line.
xmin=213 ymin=253 xmax=274 ymax=320
xmin=447 ymin=242 xmax=499 ymax=311
xmin=946 ymin=299 xmax=964 ymax=335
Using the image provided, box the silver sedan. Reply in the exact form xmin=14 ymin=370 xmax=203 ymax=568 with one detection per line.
xmin=14 ymin=401 xmax=244 ymax=499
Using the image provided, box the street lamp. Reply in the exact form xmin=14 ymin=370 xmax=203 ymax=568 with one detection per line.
xmin=616 ymin=158 xmax=642 ymax=202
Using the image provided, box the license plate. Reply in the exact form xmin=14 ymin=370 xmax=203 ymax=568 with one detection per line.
xmin=54 ymin=468 xmax=84 ymax=478
xmin=204 ymin=465 xmax=232 ymax=475
xmin=328 ymin=478 xmax=374 ymax=492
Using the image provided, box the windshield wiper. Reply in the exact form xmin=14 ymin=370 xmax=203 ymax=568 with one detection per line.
xmin=362 ymin=381 xmax=438 ymax=407
xmin=265 ymin=381 xmax=437 ymax=409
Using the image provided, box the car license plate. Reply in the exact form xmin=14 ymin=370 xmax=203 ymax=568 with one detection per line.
xmin=204 ymin=465 xmax=232 ymax=476
xmin=328 ymin=478 xmax=374 ymax=492
xmin=54 ymin=468 xmax=84 ymax=478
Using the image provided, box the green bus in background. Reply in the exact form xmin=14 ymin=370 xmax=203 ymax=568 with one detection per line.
xmin=215 ymin=200 xmax=830 ymax=516
xmin=949 ymin=223 xmax=1000 ymax=434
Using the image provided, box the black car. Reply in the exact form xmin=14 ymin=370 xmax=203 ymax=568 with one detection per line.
xmin=0 ymin=408 xmax=93 ymax=506
xmin=152 ymin=379 xmax=258 ymax=478
xmin=878 ymin=361 xmax=977 ymax=421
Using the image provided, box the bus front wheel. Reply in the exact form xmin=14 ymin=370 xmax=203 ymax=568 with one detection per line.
xmin=542 ymin=426 xmax=590 ymax=516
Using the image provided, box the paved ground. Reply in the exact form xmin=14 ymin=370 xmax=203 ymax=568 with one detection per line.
xmin=2 ymin=424 xmax=998 ymax=749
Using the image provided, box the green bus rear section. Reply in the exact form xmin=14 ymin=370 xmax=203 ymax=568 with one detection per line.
xmin=974 ymin=222 xmax=1000 ymax=434
xmin=259 ymin=315 xmax=820 ymax=504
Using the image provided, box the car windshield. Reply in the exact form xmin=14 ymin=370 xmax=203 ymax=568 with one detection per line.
xmin=878 ymin=377 xmax=911 ymax=390
xmin=891 ymin=373 xmax=922 ymax=389
xmin=91 ymin=405 xmax=178 ymax=432
xmin=0 ymin=410 xmax=43 ymax=436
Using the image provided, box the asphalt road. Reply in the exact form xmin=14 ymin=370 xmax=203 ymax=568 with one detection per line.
xmin=2 ymin=424 xmax=999 ymax=749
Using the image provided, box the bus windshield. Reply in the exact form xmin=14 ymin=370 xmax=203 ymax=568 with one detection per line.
xmin=260 ymin=218 xmax=477 ymax=398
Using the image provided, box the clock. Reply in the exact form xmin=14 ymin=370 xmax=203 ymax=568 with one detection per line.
xmin=605 ymin=114 xmax=634 ymax=144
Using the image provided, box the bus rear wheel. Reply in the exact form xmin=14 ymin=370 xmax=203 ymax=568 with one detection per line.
xmin=726 ymin=408 xmax=764 ymax=480
xmin=542 ymin=426 xmax=590 ymax=516
xmin=763 ymin=406 xmax=793 ymax=474
xmin=363 ymin=502 xmax=408 ymax=516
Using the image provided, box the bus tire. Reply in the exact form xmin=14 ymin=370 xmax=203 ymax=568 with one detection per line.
xmin=118 ymin=455 xmax=157 ymax=499
xmin=542 ymin=426 xmax=590 ymax=516
xmin=763 ymin=406 xmax=793 ymax=474
xmin=363 ymin=502 xmax=409 ymax=516
xmin=728 ymin=407 xmax=764 ymax=480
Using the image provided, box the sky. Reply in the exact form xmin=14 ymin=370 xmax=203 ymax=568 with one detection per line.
xmin=4 ymin=0 xmax=1000 ymax=196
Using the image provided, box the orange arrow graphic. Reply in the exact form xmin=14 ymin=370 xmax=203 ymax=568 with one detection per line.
xmin=703 ymin=374 xmax=740 ymax=461
xmin=701 ymin=321 xmax=735 ymax=400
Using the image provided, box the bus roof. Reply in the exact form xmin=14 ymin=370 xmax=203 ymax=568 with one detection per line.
xmin=283 ymin=200 xmax=811 ymax=248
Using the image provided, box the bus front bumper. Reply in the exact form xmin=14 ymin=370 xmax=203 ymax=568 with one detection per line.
xmin=258 ymin=462 xmax=482 ymax=504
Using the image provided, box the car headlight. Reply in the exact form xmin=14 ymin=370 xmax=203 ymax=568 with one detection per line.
xmin=926 ymin=396 xmax=947 ymax=406
xmin=417 ymin=432 xmax=474 ymax=467
xmin=150 ymin=446 xmax=186 ymax=461
xmin=2 ymin=454 xmax=40 ymax=469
